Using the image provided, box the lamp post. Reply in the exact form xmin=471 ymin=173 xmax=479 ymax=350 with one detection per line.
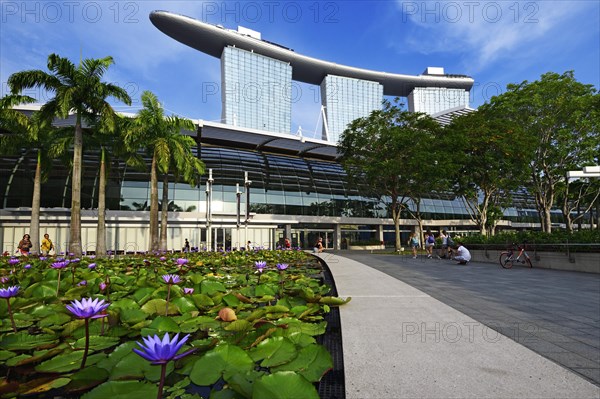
xmin=236 ymin=183 xmax=241 ymax=250
xmin=205 ymin=169 xmax=213 ymax=251
xmin=244 ymin=171 xmax=252 ymax=249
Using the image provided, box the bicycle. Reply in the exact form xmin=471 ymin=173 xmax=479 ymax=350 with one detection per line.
xmin=499 ymin=244 xmax=533 ymax=269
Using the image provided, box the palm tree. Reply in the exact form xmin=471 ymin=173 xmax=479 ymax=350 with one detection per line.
xmin=125 ymin=91 xmax=204 ymax=252
xmin=8 ymin=54 xmax=131 ymax=256
xmin=0 ymin=96 xmax=58 ymax=255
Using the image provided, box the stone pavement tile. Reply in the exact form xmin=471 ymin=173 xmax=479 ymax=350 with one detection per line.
xmin=544 ymin=352 xmax=599 ymax=369
xmin=554 ymin=341 xmax=600 ymax=361
xmin=573 ymin=368 xmax=600 ymax=383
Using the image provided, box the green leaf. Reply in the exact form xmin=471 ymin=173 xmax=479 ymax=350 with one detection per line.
xmin=252 ymin=371 xmax=319 ymax=399
xmin=222 ymin=293 xmax=241 ymax=307
xmin=22 ymin=377 xmax=71 ymax=395
xmin=191 ymin=293 xmax=214 ymax=308
xmin=0 ymin=332 xmax=58 ymax=351
xmin=200 ymin=280 xmax=227 ymax=296
xmin=319 ymin=296 xmax=351 ymax=306
xmin=35 ymin=352 xmax=105 ymax=373
xmin=223 ymin=320 xmax=252 ymax=332
xmin=81 ymin=380 xmax=158 ymax=399
xmin=119 ymin=308 xmax=149 ymax=324
xmin=108 ymin=351 xmax=174 ymax=382
xmin=74 ymin=336 xmax=120 ymax=351
xmin=140 ymin=299 xmax=178 ymax=315
xmin=190 ymin=344 xmax=254 ymax=386
xmin=39 ymin=313 xmax=72 ymax=328
xmin=111 ymin=298 xmax=139 ymax=310
xmin=172 ymin=297 xmax=198 ymax=313
xmin=148 ymin=316 xmax=180 ymax=333
xmin=249 ymin=337 xmax=297 ymax=367
xmin=0 ymin=350 xmax=16 ymax=361
xmin=271 ymin=344 xmax=332 ymax=382
xmin=132 ymin=287 xmax=155 ymax=304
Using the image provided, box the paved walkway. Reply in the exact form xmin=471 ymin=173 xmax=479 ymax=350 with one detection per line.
xmin=317 ymin=252 xmax=600 ymax=399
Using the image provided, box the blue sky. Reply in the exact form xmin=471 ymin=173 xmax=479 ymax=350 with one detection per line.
xmin=1 ymin=1 xmax=598 ymax=138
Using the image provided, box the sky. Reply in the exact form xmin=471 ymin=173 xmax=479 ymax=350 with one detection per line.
xmin=1 ymin=0 xmax=599 ymax=139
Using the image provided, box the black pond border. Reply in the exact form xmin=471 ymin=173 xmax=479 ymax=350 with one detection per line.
xmin=313 ymin=255 xmax=346 ymax=399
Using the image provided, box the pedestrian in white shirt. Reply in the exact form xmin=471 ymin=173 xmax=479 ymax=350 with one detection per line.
xmin=454 ymin=242 xmax=471 ymax=265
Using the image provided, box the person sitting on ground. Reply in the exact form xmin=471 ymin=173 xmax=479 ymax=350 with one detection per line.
xmin=453 ymin=242 xmax=472 ymax=265
xmin=314 ymin=237 xmax=324 ymax=253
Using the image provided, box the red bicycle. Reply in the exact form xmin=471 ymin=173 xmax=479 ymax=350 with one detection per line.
xmin=499 ymin=244 xmax=533 ymax=269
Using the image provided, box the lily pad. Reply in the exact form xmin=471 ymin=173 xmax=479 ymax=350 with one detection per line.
xmin=22 ymin=377 xmax=71 ymax=395
xmin=74 ymin=336 xmax=120 ymax=351
xmin=271 ymin=344 xmax=332 ymax=382
xmin=35 ymin=351 xmax=105 ymax=373
xmin=189 ymin=344 xmax=254 ymax=386
xmin=249 ymin=337 xmax=297 ymax=367
xmin=0 ymin=332 xmax=58 ymax=351
xmin=81 ymin=380 xmax=158 ymax=399
xmin=252 ymin=371 xmax=319 ymax=399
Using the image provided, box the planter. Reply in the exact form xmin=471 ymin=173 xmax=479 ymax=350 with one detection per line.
xmin=470 ymin=249 xmax=600 ymax=274
xmin=347 ymin=245 xmax=385 ymax=251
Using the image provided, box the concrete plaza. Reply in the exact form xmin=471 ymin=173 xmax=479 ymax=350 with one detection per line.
xmin=318 ymin=252 xmax=600 ymax=398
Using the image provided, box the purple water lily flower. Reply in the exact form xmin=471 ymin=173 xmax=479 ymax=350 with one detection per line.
xmin=1 ymin=285 xmax=20 ymax=332
xmin=24 ymin=264 xmax=31 ymax=270
xmin=88 ymin=263 xmax=96 ymax=269
xmin=78 ymin=280 xmax=87 ymax=286
xmin=0 ymin=285 xmax=19 ymax=298
xmin=183 ymin=287 xmax=194 ymax=295
xmin=71 ymin=258 xmax=81 ymax=263
xmin=255 ymin=261 xmax=266 ymax=273
xmin=0 ymin=276 xmax=9 ymax=284
xmin=66 ymin=297 xmax=109 ymax=319
xmin=99 ymin=282 xmax=107 ymax=291
xmin=160 ymin=256 xmax=167 ymax=261
xmin=51 ymin=260 xmax=69 ymax=269
xmin=276 ymin=263 xmax=289 ymax=271
xmin=133 ymin=333 xmax=195 ymax=365
xmin=162 ymin=274 xmax=181 ymax=284
xmin=176 ymin=258 xmax=189 ymax=266
xmin=39 ymin=256 xmax=47 ymax=261
xmin=8 ymin=258 xmax=19 ymax=266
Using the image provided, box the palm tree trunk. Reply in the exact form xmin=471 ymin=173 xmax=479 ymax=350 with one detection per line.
xmin=96 ymin=147 xmax=107 ymax=258
xmin=149 ymin=154 xmax=159 ymax=252
xmin=30 ymin=149 xmax=42 ymax=256
xmin=160 ymin=174 xmax=169 ymax=251
xmin=70 ymin=117 xmax=83 ymax=257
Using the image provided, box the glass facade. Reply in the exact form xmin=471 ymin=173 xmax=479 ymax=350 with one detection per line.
xmin=0 ymin=143 xmax=555 ymax=224
xmin=408 ymin=87 xmax=470 ymax=115
xmin=221 ymin=46 xmax=292 ymax=133
xmin=320 ymin=75 xmax=384 ymax=143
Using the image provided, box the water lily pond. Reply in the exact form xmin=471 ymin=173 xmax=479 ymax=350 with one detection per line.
xmin=0 ymin=250 xmax=350 ymax=398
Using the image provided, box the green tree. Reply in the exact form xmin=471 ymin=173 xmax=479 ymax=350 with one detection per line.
xmin=0 ymin=96 xmax=60 ymax=255
xmin=126 ymin=91 xmax=204 ymax=252
xmin=488 ymin=71 xmax=599 ymax=233
xmin=8 ymin=54 xmax=131 ymax=256
xmin=445 ymin=107 xmax=535 ymax=235
xmin=339 ymin=100 xmax=445 ymax=251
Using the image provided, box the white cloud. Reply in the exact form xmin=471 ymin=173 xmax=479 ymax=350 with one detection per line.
xmin=396 ymin=0 xmax=598 ymax=72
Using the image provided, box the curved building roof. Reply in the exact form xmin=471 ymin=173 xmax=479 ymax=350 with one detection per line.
xmin=150 ymin=11 xmax=474 ymax=97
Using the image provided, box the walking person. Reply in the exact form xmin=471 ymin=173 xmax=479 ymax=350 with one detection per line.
xmin=437 ymin=230 xmax=448 ymax=259
xmin=408 ymin=232 xmax=419 ymax=259
xmin=17 ymin=234 xmax=32 ymax=256
xmin=40 ymin=233 xmax=54 ymax=256
xmin=424 ymin=231 xmax=435 ymax=258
